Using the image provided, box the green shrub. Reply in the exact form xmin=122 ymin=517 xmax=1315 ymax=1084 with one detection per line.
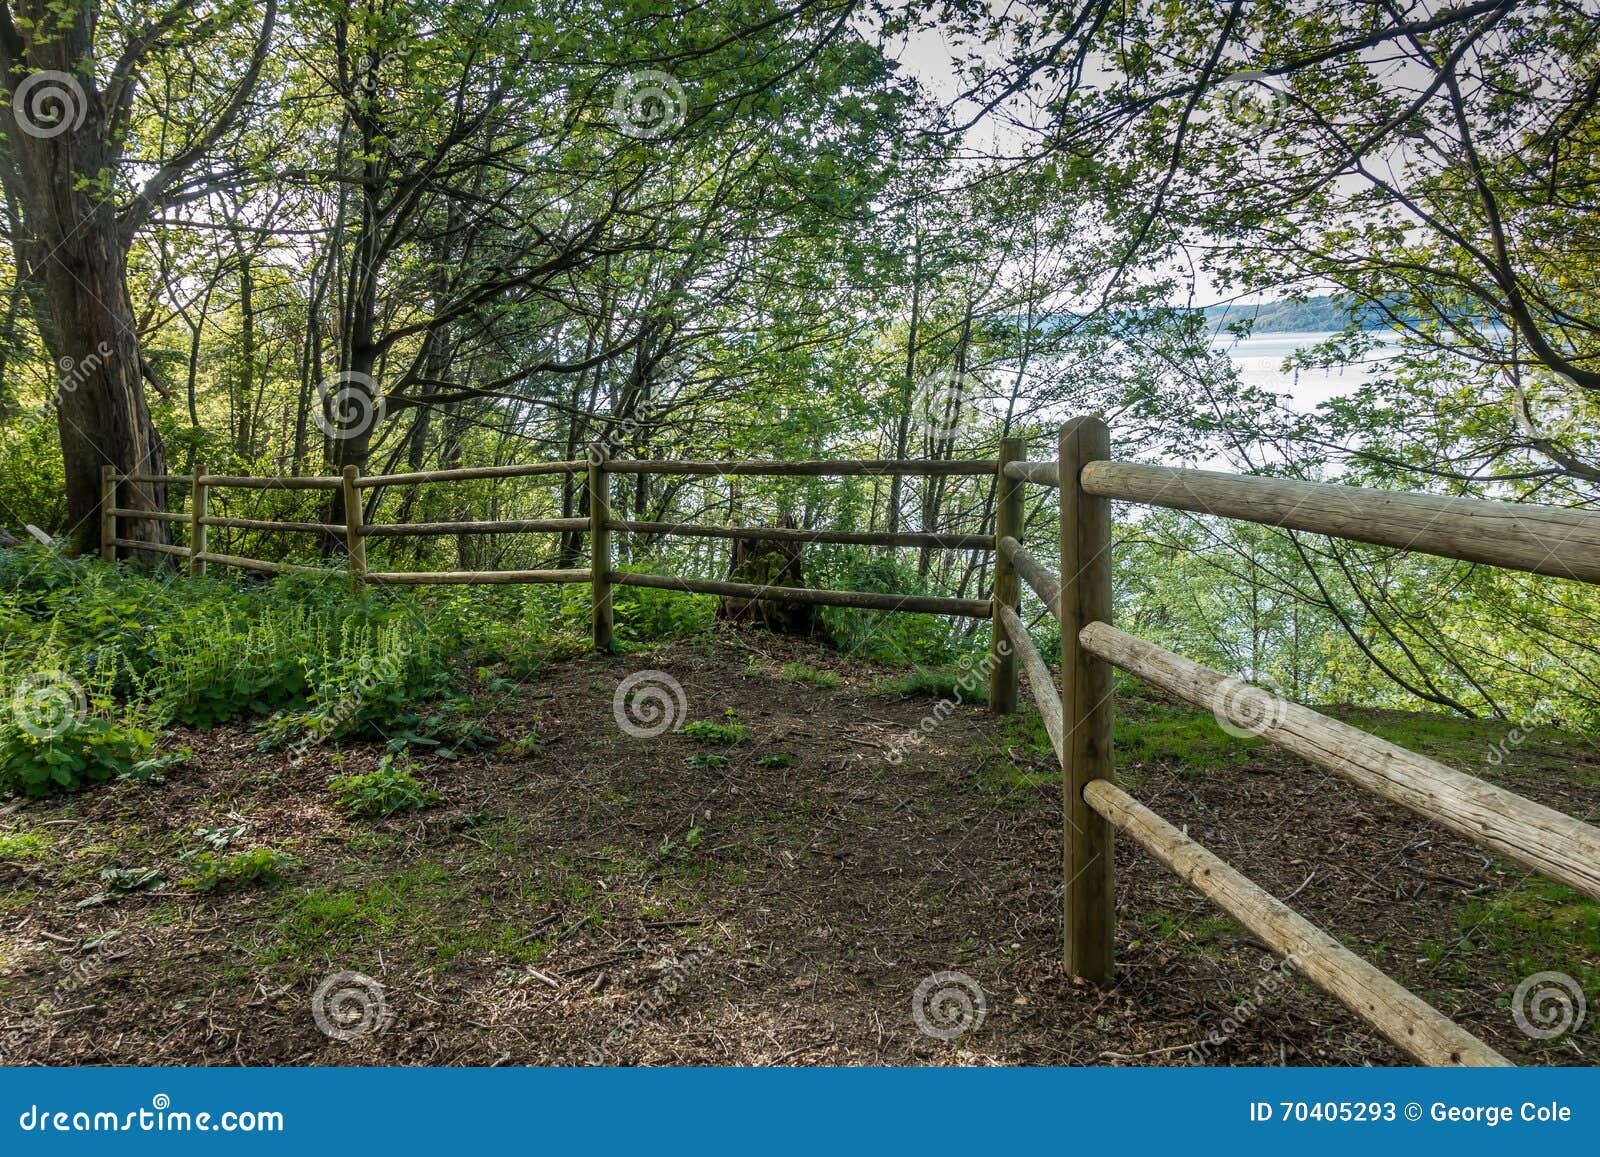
xmin=0 ymin=716 xmax=155 ymax=797
xmin=328 ymin=755 xmax=443 ymax=817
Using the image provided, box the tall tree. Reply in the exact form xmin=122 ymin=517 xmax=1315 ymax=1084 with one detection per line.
xmin=0 ymin=0 xmax=276 ymax=554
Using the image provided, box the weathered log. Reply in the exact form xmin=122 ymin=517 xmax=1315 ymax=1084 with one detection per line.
xmin=1081 ymin=461 xmax=1600 ymax=586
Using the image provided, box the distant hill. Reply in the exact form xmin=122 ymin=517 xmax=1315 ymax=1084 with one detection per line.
xmin=1200 ymin=295 xmax=1387 ymax=333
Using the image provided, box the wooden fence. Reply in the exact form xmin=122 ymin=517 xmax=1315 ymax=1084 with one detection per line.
xmin=100 ymin=421 xmax=1600 ymax=1066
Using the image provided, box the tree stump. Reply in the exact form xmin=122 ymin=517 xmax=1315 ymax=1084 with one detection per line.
xmin=717 ymin=522 xmax=831 ymax=640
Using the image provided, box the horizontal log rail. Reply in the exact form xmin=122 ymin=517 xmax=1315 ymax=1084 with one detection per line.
xmin=110 ymin=508 xmax=189 ymax=523
xmin=201 ymin=516 xmax=344 ymax=534
xmin=194 ymin=550 xmax=331 ymax=575
xmin=109 ymin=538 xmax=189 ymax=557
xmin=998 ymin=536 xmax=1063 ymax=612
xmin=366 ymin=569 xmax=592 ymax=586
xmin=610 ymin=518 xmax=992 ymax=551
xmin=1001 ymin=460 xmax=1060 ymax=486
xmin=998 ymin=606 xmax=1063 ymax=759
xmin=605 ymin=458 xmax=997 ymax=477
xmin=1081 ymin=461 xmax=1600 ymax=586
xmin=352 ymin=461 xmax=587 ymax=488
xmin=363 ymin=517 xmax=589 ymax=538
xmin=1083 ymin=779 xmax=1509 ymax=1067
xmin=197 ymin=473 xmax=343 ymax=491
xmin=610 ymin=571 xmax=992 ymax=618
xmin=1080 ymin=621 xmax=1600 ymax=903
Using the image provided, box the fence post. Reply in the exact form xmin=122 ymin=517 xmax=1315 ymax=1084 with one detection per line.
xmin=99 ymin=465 xmax=117 ymax=562
xmin=589 ymin=446 xmax=614 ymax=651
xmin=189 ymin=465 xmax=208 ymax=577
xmin=1059 ymin=417 xmax=1115 ymax=984
xmin=342 ymin=465 xmax=367 ymax=591
xmin=988 ymin=435 xmax=1024 ymax=714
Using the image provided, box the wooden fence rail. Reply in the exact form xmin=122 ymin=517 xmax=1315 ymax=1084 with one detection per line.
xmin=100 ymin=421 xmax=1600 ymax=1065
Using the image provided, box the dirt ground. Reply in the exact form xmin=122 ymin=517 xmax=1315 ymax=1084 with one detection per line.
xmin=1 ymin=630 xmax=1596 ymax=1066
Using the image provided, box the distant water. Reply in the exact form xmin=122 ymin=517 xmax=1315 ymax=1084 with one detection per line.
xmin=1217 ymin=330 xmax=1403 ymax=411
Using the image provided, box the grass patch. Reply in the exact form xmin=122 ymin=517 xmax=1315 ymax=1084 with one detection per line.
xmin=185 ymin=847 xmax=296 ymax=892
xmin=879 ymin=666 xmax=965 ymax=698
xmin=1460 ymin=880 xmax=1600 ymax=993
xmin=0 ymin=828 xmax=52 ymax=860
xmin=1115 ymin=705 xmax=1263 ymax=778
xmin=781 ymin=662 xmax=840 ymax=689
xmin=261 ymin=860 xmax=603 ymax=975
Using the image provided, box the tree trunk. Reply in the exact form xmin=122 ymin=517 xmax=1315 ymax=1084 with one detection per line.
xmin=0 ymin=27 xmax=169 ymax=556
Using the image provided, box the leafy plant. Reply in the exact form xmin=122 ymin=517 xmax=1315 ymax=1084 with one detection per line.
xmin=683 ymin=711 xmax=749 ymax=745
xmin=0 ymin=716 xmax=154 ymax=797
xmin=328 ymin=755 xmax=443 ymax=818
xmin=185 ymin=847 xmax=296 ymax=892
